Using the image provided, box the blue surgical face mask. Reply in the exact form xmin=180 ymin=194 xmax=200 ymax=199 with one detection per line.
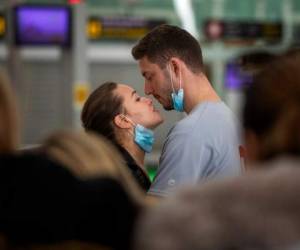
xmin=134 ymin=124 xmax=154 ymax=153
xmin=122 ymin=115 xmax=155 ymax=153
xmin=168 ymin=64 xmax=184 ymax=112
xmin=172 ymin=89 xmax=184 ymax=112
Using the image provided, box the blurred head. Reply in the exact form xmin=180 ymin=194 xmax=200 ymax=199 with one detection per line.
xmin=135 ymin=165 xmax=300 ymax=250
xmin=81 ymin=82 xmax=163 ymax=148
xmin=132 ymin=24 xmax=204 ymax=110
xmin=42 ymin=130 xmax=145 ymax=204
xmin=0 ymin=71 xmax=19 ymax=153
xmin=243 ymin=53 xmax=300 ymax=163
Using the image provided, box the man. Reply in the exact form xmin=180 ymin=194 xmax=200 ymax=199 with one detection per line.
xmin=132 ymin=24 xmax=242 ymax=196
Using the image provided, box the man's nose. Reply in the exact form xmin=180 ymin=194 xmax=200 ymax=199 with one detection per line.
xmin=144 ymin=82 xmax=153 ymax=95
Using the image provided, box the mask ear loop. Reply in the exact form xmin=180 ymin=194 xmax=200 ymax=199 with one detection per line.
xmin=168 ymin=63 xmax=176 ymax=94
xmin=168 ymin=63 xmax=182 ymax=93
xmin=119 ymin=114 xmax=136 ymax=138
xmin=179 ymin=66 xmax=182 ymax=90
xmin=120 ymin=114 xmax=136 ymax=127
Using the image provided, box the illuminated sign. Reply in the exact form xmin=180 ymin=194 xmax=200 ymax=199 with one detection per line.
xmin=87 ymin=17 xmax=165 ymax=41
xmin=68 ymin=0 xmax=82 ymax=4
xmin=204 ymin=20 xmax=282 ymax=44
xmin=74 ymin=83 xmax=90 ymax=108
xmin=14 ymin=5 xmax=72 ymax=47
xmin=225 ymin=62 xmax=253 ymax=90
xmin=0 ymin=14 xmax=6 ymax=39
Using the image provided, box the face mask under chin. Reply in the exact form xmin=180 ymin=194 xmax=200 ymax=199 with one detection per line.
xmin=121 ymin=115 xmax=155 ymax=153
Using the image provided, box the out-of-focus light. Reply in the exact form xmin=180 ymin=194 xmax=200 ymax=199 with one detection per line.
xmin=205 ymin=20 xmax=223 ymax=40
xmin=68 ymin=0 xmax=82 ymax=5
xmin=87 ymin=20 xmax=102 ymax=39
xmin=0 ymin=17 xmax=5 ymax=35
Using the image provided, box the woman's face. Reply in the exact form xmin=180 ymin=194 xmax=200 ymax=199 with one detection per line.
xmin=115 ymin=84 xmax=163 ymax=129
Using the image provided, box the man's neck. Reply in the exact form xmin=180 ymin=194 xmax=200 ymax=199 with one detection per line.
xmin=184 ymin=74 xmax=221 ymax=114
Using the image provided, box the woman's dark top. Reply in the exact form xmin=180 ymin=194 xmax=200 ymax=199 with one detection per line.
xmin=0 ymin=153 xmax=140 ymax=250
xmin=117 ymin=146 xmax=151 ymax=191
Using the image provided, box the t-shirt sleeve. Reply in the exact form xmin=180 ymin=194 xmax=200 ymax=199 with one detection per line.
xmin=148 ymin=131 xmax=215 ymax=197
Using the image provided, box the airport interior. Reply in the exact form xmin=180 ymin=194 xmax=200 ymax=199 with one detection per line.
xmin=2 ymin=0 xmax=300 ymax=249
xmin=2 ymin=0 xmax=299 ymax=177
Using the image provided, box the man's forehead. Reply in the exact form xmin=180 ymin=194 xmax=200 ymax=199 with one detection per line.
xmin=139 ymin=56 xmax=156 ymax=67
xmin=140 ymin=60 xmax=163 ymax=74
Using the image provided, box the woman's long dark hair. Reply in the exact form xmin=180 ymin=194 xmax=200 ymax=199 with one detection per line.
xmin=81 ymin=82 xmax=123 ymax=146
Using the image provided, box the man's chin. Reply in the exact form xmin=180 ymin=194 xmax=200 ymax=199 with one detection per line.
xmin=156 ymin=97 xmax=173 ymax=111
xmin=163 ymin=105 xmax=173 ymax=111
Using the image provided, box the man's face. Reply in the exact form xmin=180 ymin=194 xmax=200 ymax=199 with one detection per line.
xmin=138 ymin=56 xmax=173 ymax=110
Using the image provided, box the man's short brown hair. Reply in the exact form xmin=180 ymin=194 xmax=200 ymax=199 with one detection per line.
xmin=132 ymin=24 xmax=203 ymax=74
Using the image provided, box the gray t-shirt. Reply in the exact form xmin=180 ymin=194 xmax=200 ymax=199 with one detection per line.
xmin=148 ymin=101 xmax=242 ymax=196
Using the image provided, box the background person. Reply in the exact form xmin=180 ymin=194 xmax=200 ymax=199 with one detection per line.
xmin=0 ymin=70 xmax=19 ymax=153
xmin=243 ymin=52 xmax=300 ymax=165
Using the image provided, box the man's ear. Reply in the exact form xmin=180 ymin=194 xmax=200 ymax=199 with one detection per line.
xmin=169 ymin=57 xmax=181 ymax=79
xmin=114 ymin=114 xmax=132 ymax=129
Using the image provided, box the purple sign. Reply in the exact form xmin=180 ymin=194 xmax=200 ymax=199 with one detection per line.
xmin=15 ymin=5 xmax=71 ymax=46
xmin=225 ymin=62 xmax=253 ymax=90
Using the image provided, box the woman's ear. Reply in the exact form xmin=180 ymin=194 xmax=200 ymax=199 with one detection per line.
xmin=114 ymin=114 xmax=132 ymax=129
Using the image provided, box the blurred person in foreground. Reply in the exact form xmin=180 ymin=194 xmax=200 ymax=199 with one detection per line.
xmin=134 ymin=53 xmax=300 ymax=250
xmin=0 ymin=130 xmax=145 ymax=250
xmin=42 ymin=130 xmax=145 ymax=204
xmin=0 ymin=69 xmax=143 ymax=249
xmin=81 ymin=82 xmax=163 ymax=192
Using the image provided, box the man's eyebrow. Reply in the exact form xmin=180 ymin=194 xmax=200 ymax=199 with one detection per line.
xmin=131 ymin=90 xmax=137 ymax=97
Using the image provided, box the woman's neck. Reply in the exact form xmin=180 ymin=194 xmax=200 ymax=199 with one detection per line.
xmin=122 ymin=139 xmax=145 ymax=169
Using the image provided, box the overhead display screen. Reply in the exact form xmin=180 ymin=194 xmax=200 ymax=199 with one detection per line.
xmin=87 ymin=16 xmax=165 ymax=41
xmin=204 ymin=20 xmax=282 ymax=44
xmin=14 ymin=5 xmax=72 ymax=47
xmin=225 ymin=62 xmax=253 ymax=90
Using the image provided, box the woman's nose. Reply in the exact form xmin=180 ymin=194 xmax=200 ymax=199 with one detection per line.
xmin=142 ymin=97 xmax=153 ymax=105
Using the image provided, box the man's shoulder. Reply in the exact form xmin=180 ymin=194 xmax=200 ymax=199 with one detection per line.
xmin=171 ymin=106 xmax=223 ymax=136
xmin=165 ymin=102 xmax=240 ymax=148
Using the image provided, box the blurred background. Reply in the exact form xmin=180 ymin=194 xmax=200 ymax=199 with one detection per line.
xmin=1 ymin=0 xmax=299 ymax=173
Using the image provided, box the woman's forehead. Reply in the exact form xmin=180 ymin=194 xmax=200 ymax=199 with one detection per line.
xmin=116 ymin=84 xmax=135 ymax=97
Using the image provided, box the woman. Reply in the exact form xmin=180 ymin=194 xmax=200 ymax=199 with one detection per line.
xmin=81 ymin=82 xmax=163 ymax=191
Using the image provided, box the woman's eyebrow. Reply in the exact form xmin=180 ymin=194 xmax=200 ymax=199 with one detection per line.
xmin=131 ymin=90 xmax=137 ymax=98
